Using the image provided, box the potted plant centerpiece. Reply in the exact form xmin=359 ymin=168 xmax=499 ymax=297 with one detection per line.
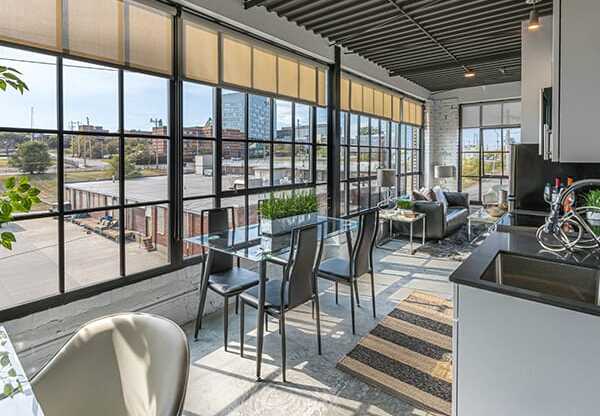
xmin=259 ymin=192 xmax=318 ymax=235
xmin=396 ymin=199 xmax=416 ymax=218
xmin=583 ymin=189 xmax=600 ymax=228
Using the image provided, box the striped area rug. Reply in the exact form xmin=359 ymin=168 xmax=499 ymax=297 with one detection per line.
xmin=337 ymin=291 xmax=453 ymax=416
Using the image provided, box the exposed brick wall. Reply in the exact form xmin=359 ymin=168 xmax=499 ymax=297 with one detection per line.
xmin=424 ymin=98 xmax=460 ymax=191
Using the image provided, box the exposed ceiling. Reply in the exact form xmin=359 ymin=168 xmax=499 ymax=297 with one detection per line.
xmin=244 ymin=0 xmax=553 ymax=92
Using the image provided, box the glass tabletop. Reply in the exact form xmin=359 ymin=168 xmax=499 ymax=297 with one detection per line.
xmin=185 ymin=216 xmax=358 ymax=262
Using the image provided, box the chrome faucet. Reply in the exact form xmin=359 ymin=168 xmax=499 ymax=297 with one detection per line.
xmin=539 ymin=179 xmax=600 ymax=252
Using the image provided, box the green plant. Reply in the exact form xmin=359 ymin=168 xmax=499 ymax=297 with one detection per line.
xmin=108 ymin=155 xmax=141 ymax=178
xmin=0 ymin=66 xmax=28 ymax=94
xmin=396 ymin=199 xmax=413 ymax=210
xmin=0 ymin=177 xmax=41 ymax=249
xmin=9 ymin=140 xmax=52 ymax=174
xmin=259 ymin=192 xmax=318 ymax=220
xmin=584 ymin=189 xmax=600 ymax=208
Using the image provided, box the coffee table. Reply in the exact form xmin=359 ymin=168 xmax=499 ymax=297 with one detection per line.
xmin=378 ymin=209 xmax=426 ymax=254
xmin=468 ymin=208 xmax=503 ymax=240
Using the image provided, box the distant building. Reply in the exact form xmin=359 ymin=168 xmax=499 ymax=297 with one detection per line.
xmin=222 ymin=92 xmax=270 ymax=139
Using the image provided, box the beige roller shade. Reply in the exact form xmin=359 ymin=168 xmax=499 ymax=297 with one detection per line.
xmin=222 ymin=36 xmax=252 ymax=88
xmin=363 ymin=86 xmax=373 ymax=114
xmin=127 ymin=1 xmax=173 ymax=75
xmin=65 ymin=0 xmax=123 ymax=64
xmin=184 ymin=21 xmax=219 ymax=84
xmin=341 ymin=77 xmax=350 ymax=111
xmin=317 ymin=69 xmax=326 ymax=106
xmin=277 ymin=56 xmax=299 ymax=98
xmin=373 ymin=89 xmax=383 ymax=117
xmin=409 ymin=102 xmax=417 ymax=124
xmin=392 ymin=96 xmax=401 ymax=122
xmin=299 ymin=63 xmax=316 ymax=102
xmin=402 ymin=99 xmax=410 ymax=123
xmin=383 ymin=93 xmax=392 ymax=119
xmin=252 ymin=48 xmax=277 ymax=93
xmin=350 ymin=81 xmax=362 ymax=112
xmin=0 ymin=0 xmax=61 ymax=51
xmin=416 ymin=104 xmax=423 ymax=126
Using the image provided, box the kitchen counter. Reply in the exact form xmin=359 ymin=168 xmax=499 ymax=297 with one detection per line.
xmin=449 ymin=230 xmax=600 ymax=317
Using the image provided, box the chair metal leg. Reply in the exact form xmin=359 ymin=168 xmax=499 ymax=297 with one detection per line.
xmin=349 ymin=282 xmax=356 ymax=335
xmin=223 ymin=297 xmax=229 ymax=352
xmin=240 ymin=301 xmax=245 ymax=357
xmin=353 ymin=279 xmax=361 ymax=307
xmin=335 ymin=281 xmax=339 ymax=305
xmin=265 ymin=312 xmax=269 ymax=332
xmin=280 ymin=311 xmax=287 ymax=383
xmin=370 ymin=271 xmax=376 ymax=319
xmin=311 ymin=299 xmax=315 ymax=320
xmin=235 ymin=295 xmax=239 ymax=315
xmin=194 ymin=272 xmax=209 ymax=341
xmin=315 ymin=295 xmax=322 ymax=355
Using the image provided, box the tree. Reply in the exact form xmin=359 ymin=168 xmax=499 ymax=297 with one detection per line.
xmin=9 ymin=141 xmax=52 ymax=174
xmin=108 ymin=155 xmax=141 ymax=179
xmin=0 ymin=177 xmax=41 ymax=250
xmin=0 ymin=66 xmax=28 ymax=94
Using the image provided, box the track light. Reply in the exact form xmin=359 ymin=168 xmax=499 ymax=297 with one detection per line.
xmin=526 ymin=0 xmax=542 ymax=31
xmin=464 ymin=68 xmax=476 ymax=78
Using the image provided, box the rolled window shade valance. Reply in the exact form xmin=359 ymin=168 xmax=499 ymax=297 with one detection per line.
xmin=350 ymin=81 xmax=362 ymax=112
xmin=222 ymin=36 xmax=252 ymax=88
xmin=252 ymin=47 xmax=277 ymax=93
xmin=126 ymin=1 xmax=173 ymax=75
xmin=0 ymin=0 xmax=174 ymax=76
xmin=64 ymin=0 xmax=123 ymax=64
xmin=184 ymin=20 xmax=219 ymax=84
xmin=341 ymin=77 xmax=350 ymax=111
xmin=317 ymin=69 xmax=326 ymax=106
xmin=299 ymin=63 xmax=316 ymax=102
xmin=0 ymin=0 xmax=61 ymax=52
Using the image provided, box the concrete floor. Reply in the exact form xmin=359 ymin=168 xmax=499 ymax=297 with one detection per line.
xmin=182 ymin=239 xmax=459 ymax=416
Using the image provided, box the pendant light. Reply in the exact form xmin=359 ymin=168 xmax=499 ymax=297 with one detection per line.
xmin=526 ymin=0 xmax=542 ymax=31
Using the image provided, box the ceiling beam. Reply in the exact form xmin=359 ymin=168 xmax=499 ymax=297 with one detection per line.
xmin=389 ymin=51 xmax=521 ymax=76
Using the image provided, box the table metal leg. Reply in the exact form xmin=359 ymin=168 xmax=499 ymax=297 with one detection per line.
xmin=256 ymin=259 xmax=267 ymax=381
xmin=422 ymin=216 xmax=426 ymax=247
xmin=409 ymin=222 xmax=414 ymax=254
xmin=468 ymin=219 xmax=472 ymax=241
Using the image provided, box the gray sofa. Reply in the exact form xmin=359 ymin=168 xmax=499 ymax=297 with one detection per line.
xmin=393 ymin=191 xmax=470 ymax=240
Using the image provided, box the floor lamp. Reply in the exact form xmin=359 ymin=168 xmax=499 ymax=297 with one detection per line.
xmin=433 ymin=165 xmax=456 ymax=191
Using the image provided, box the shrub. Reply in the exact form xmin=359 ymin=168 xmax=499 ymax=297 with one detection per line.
xmin=584 ymin=189 xmax=600 ymax=208
xmin=259 ymin=192 xmax=318 ymax=220
xmin=396 ymin=199 xmax=413 ymax=210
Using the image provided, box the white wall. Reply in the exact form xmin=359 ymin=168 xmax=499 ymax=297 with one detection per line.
xmin=178 ymin=0 xmax=430 ymax=100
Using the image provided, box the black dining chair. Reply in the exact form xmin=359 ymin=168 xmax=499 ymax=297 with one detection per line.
xmin=239 ymin=222 xmax=324 ymax=382
xmin=316 ymin=208 xmax=379 ymax=335
xmin=194 ymin=207 xmax=260 ymax=352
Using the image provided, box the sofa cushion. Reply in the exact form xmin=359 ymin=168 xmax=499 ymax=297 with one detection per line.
xmin=432 ymin=186 xmax=448 ymax=213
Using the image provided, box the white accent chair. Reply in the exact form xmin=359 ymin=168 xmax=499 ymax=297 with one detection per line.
xmin=31 ymin=313 xmax=189 ymax=416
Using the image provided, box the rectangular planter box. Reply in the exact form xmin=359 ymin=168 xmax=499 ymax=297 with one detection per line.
xmin=261 ymin=212 xmax=318 ymax=236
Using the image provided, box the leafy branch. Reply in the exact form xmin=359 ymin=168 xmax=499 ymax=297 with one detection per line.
xmin=0 ymin=177 xmax=41 ymax=250
xmin=0 ymin=66 xmax=28 ymax=94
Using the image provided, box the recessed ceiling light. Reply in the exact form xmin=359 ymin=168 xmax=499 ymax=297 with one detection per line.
xmin=464 ymin=69 xmax=476 ymax=78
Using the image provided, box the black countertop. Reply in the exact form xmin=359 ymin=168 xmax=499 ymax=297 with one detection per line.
xmin=449 ymin=231 xmax=600 ymax=316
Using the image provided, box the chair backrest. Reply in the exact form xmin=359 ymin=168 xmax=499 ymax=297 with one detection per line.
xmin=202 ymin=207 xmax=235 ymax=273
xmin=352 ymin=208 xmax=379 ymax=277
xmin=32 ymin=313 xmax=189 ymax=416
xmin=284 ymin=223 xmax=324 ymax=309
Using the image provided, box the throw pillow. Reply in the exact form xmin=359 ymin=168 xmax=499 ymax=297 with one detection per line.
xmin=420 ymin=187 xmax=437 ymax=201
xmin=412 ymin=190 xmax=428 ymax=201
xmin=432 ymin=186 xmax=448 ymax=213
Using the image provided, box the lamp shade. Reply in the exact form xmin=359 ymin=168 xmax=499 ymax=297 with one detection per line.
xmin=434 ymin=165 xmax=455 ymax=179
xmin=377 ymin=169 xmax=396 ymax=187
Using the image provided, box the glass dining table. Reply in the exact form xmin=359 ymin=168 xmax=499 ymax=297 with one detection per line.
xmin=185 ymin=215 xmax=358 ymax=381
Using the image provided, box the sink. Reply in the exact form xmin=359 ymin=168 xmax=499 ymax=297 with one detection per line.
xmin=481 ymin=252 xmax=600 ymax=305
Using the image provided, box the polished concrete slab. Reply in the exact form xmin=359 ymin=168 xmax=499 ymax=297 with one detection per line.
xmin=182 ymin=239 xmax=459 ymax=416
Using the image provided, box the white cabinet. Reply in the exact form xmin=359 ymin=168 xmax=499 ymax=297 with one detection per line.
xmin=552 ymin=0 xmax=600 ymax=163
xmin=453 ymin=284 xmax=600 ymax=416
xmin=521 ymin=16 xmax=553 ymax=145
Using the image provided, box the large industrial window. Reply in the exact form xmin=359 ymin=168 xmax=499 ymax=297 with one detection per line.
xmin=459 ymin=101 xmax=521 ymax=203
xmin=339 ymin=112 xmax=423 ymax=214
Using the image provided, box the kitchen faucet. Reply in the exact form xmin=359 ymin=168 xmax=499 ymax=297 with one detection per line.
xmin=538 ymin=179 xmax=600 ymax=252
